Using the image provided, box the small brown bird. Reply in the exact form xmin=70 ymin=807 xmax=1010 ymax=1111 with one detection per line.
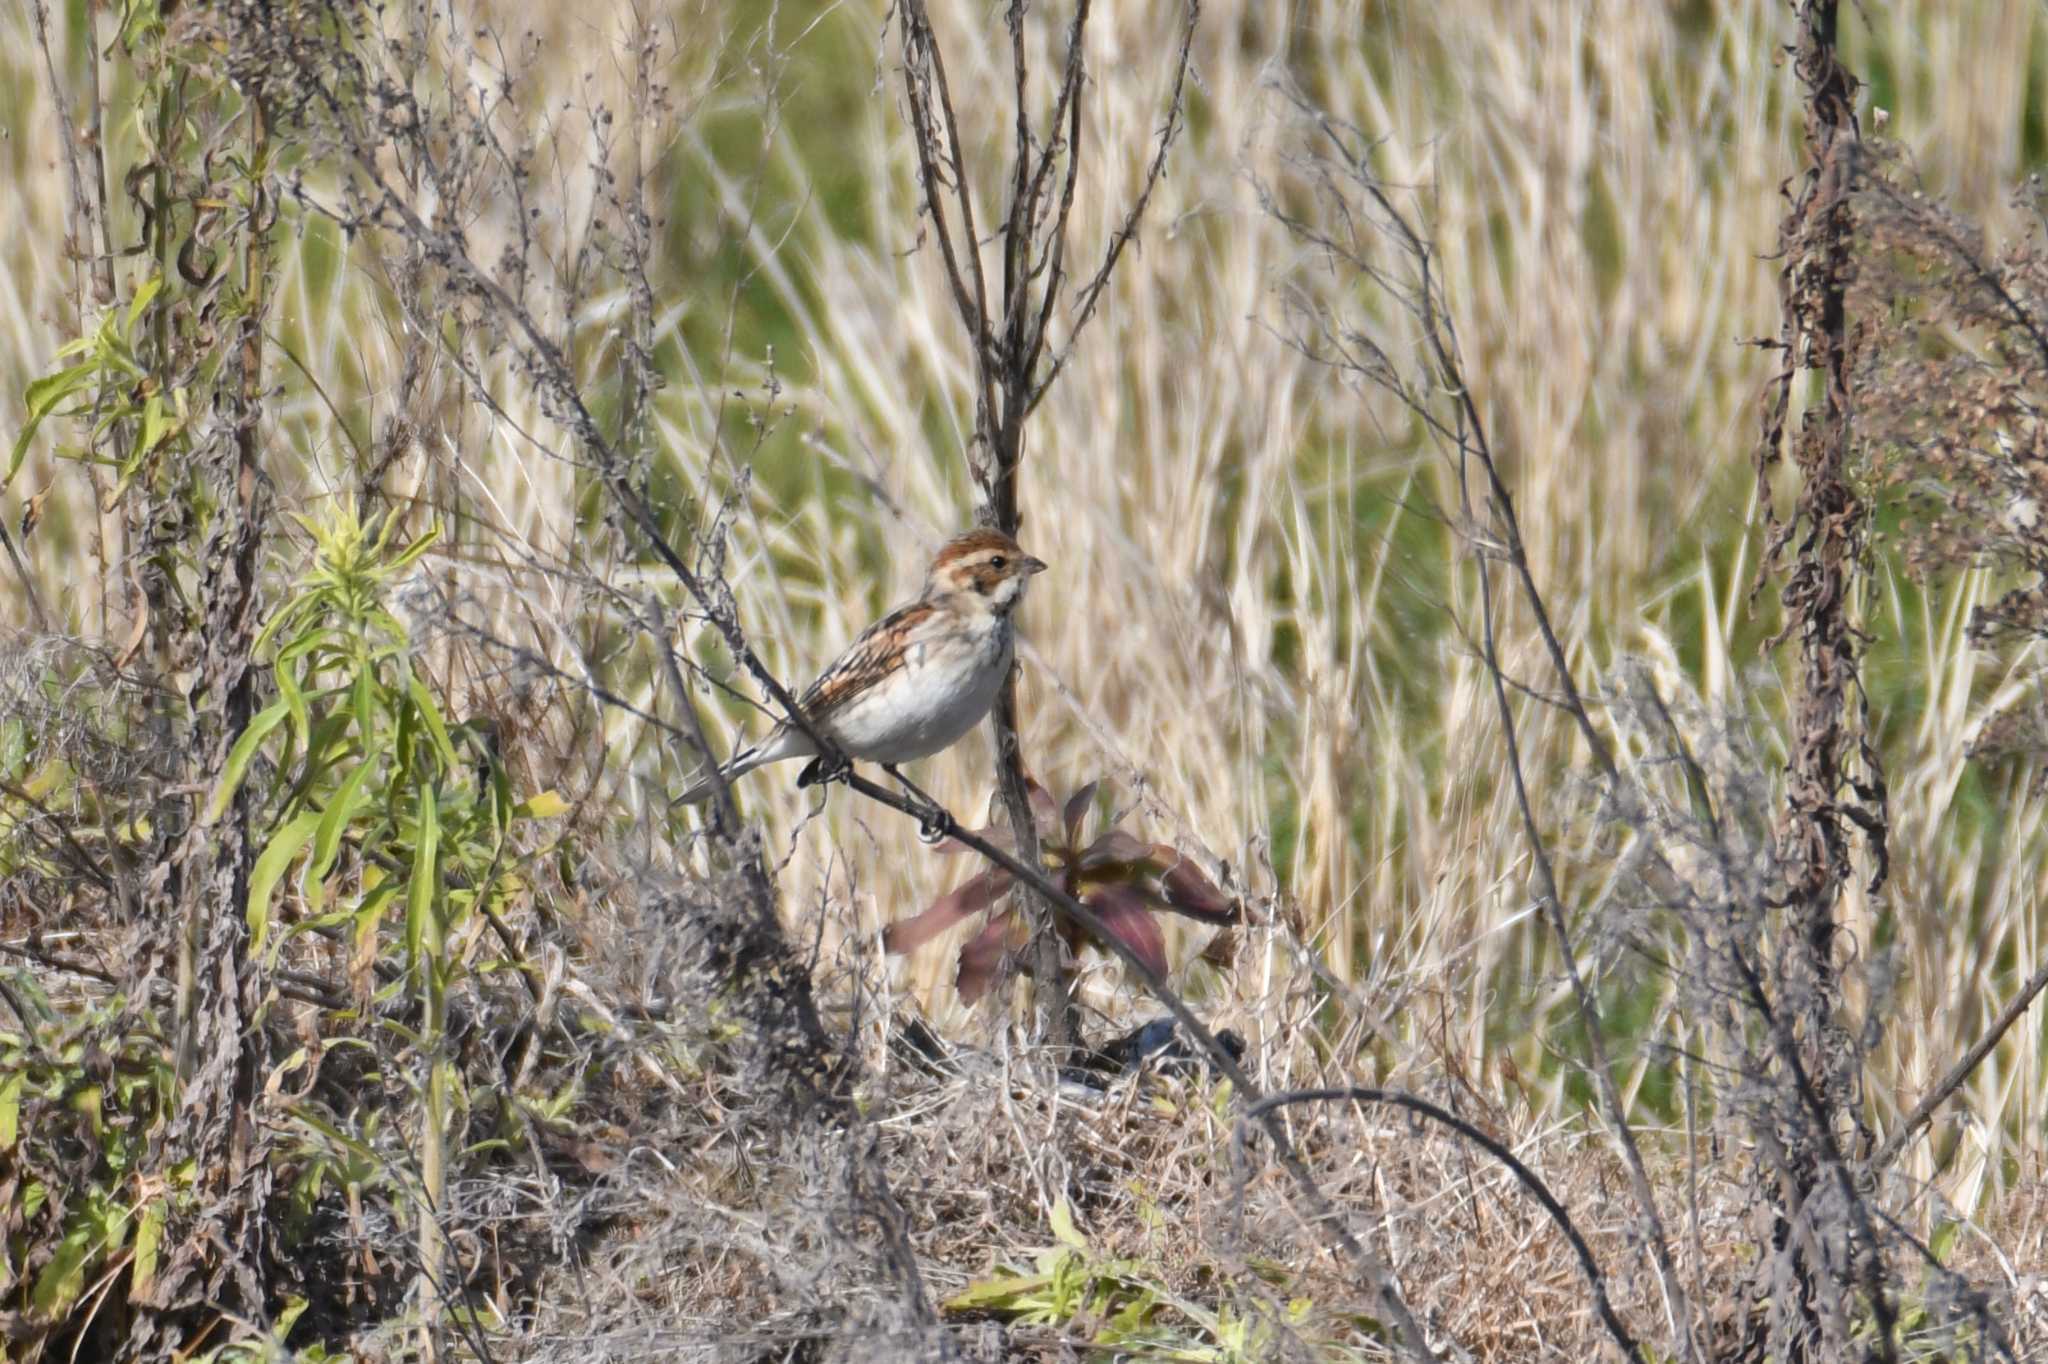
xmin=675 ymin=528 xmax=1046 ymax=803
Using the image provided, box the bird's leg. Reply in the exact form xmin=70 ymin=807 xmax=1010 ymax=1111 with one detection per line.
xmin=882 ymin=764 xmax=952 ymax=844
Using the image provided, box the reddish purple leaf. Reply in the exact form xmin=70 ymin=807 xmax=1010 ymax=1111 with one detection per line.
xmin=1026 ymin=777 xmax=1059 ymax=836
xmin=951 ymin=780 xmax=1058 ymax=849
xmin=1078 ymin=827 xmax=1152 ymax=873
xmin=1082 ymin=884 xmax=1168 ymax=980
xmin=955 ymin=912 xmax=1024 ymax=1002
xmin=1062 ymin=780 xmax=1100 ymax=848
xmin=883 ymin=866 xmax=1013 ymax=954
xmin=1157 ymin=851 xmax=1239 ymax=924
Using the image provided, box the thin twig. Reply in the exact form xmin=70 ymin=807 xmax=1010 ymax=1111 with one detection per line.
xmin=1870 ymin=956 xmax=2048 ymax=1172
xmin=1026 ymin=0 xmax=1199 ymax=416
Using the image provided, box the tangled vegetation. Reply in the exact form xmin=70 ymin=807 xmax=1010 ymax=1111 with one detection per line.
xmin=2 ymin=1 xmax=2048 ymax=1360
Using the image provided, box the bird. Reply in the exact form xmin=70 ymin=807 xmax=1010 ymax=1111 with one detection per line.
xmin=674 ymin=527 xmax=1047 ymax=804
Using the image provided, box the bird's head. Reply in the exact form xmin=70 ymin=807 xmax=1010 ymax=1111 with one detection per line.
xmin=926 ymin=528 xmax=1047 ymax=614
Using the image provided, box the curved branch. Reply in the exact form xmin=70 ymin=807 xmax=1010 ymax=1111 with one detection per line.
xmin=1232 ymin=1087 xmax=1645 ymax=1364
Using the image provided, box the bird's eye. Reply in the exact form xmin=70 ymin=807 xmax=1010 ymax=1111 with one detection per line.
xmin=989 ymin=555 xmax=1007 ymax=570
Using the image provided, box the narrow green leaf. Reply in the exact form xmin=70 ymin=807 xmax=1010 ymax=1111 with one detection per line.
xmin=407 ymin=786 xmax=441 ymax=971
xmin=352 ymin=668 xmax=375 ymax=749
xmin=387 ymin=519 xmax=442 ymax=573
xmin=21 ymin=363 xmax=98 ymax=424
xmin=1049 ymin=1199 xmax=1087 ymax=1252
xmin=353 ymin=880 xmax=398 ymax=956
xmin=207 ymin=698 xmax=292 ymax=822
xmin=275 ymin=651 xmax=309 ymax=754
xmin=30 ymin=1223 xmax=93 ymax=1318
xmin=137 ymin=392 xmax=175 ymax=455
xmin=94 ymin=1197 xmax=132 ymax=1254
xmin=9 ymin=359 xmax=99 ymax=486
xmin=1929 ymin=1218 xmax=1961 ymax=1265
xmin=248 ymin=810 xmax=321 ymax=953
xmin=287 ymin=1108 xmax=383 ymax=1164
xmin=0 ymin=1068 xmax=20 ymax=1149
xmin=252 ymin=594 xmax=309 ymax=658
xmin=130 ymin=1198 xmax=163 ymax=1299
xmin=124 ymin=273 xmax=164 ymax=334
xmin=274 ymin=1293 xmax=309 ymax=1340
xmin=488 ymin=753 xmax=514 ymax=833
xmin=301 ymin=710 xmax=356 ymax=774
xmin=515 ymin=790 xmax=569 ymax=820
xmin=309 ymin=761 xmax=375 ymax=887
xmin=407 ymin=674 xmax=457 ymax=772
xmin=944 ymin=1271 xmax=1051 ymax=1313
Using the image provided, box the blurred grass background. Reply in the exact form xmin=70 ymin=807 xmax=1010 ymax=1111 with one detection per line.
xmin=5 ymin=0 xmax=2048 ymax=1220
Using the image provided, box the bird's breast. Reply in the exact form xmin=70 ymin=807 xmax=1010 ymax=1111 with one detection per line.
xmin=825 ymin=616 xmax=1011 ymax=763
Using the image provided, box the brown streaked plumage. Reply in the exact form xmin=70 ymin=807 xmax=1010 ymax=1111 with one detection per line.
xmin=801 ymin=599 xmax=939 ymax=719
xmin=674 ymin=528 xmax=1047 ymax=804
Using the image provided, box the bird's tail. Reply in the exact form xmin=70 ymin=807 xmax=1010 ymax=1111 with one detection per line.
xmin=673 ymin=746 xmax=765 ymax=805
xmin=672 ymin=728 xmax=805 ymax=805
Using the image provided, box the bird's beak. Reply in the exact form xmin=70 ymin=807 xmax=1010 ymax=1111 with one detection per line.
xmin=1021 ymin=556 xmax=1048 ymax=576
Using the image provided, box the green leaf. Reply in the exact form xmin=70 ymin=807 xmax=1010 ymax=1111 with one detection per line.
xmin=515 ymin=790 xmax=570 ymax=820
xmin=136 ymin=392 xmax=177 ymax=455
xmin=1928 ymin=1218 xmax=1961 ymax=1266
xmin=30 ymin=1222 xmax=93 ymax=1319
xmin=944 ymin=1269 xmax=1052 ymax=1314
xmin=300 ymin=710 xmax=356 ymax=778
xmin=1049 ymin=1198 xmax=1088 ymax=1252
xmin=10 ymin=359 xmax=100 ymax=486
xmin=406 ymin=785 xmax=441 ymax=971
xmin=207 ymin=698 xmax=292 ymax=822
xmin=487 ymin=752 xmax=514 ymax=832
xmin=275 ymin=646 xmax=309 ymax=753
xmin=0 ymin=1068 xmax=20 ymax=1148
xmin=274 ymin=1293 xmax=309 ymax=1340
xmin=352 ymin=669 xmax=375 ymax=750
xmin=388 ymin=519 xmax=441 ymax=573
xmin=123 ymin=273 xmax=164 ymax=334
xmin=69 ymin=1085 xmax=101 ymax=1133
xmin=248 ymin=811 xmax=321 ymax=953
xmin=252 ymin=593 xmax=311 ymax=658
xmin=130 ymin=1198 xmax=163 ymax=1298
xmin=92 ymin=1196 xmax=132 ymax=1254
xmin=307 ymin=760 xmax=376 ymax=898
xmin=353 ymin=880 xmax=398 ymax=948
xmin=288 ymin=1107 xmax=383 ymax=1165
xmin=407 ymin=674 xmax=458 ymax=772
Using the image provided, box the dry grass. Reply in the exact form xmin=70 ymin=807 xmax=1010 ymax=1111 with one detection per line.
xmin=6 ymin=0 xmax=2048 ymax=1357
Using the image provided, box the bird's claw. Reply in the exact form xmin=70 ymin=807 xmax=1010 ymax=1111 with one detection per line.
xmin=797 ymin=752 xmax=853 ymax=789
xmin=916 ymin=806 xmax=948 ymax=844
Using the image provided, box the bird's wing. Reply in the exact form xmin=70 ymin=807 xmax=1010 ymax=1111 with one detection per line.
xmin=799 ymin=598 xmax=939 ymax=722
